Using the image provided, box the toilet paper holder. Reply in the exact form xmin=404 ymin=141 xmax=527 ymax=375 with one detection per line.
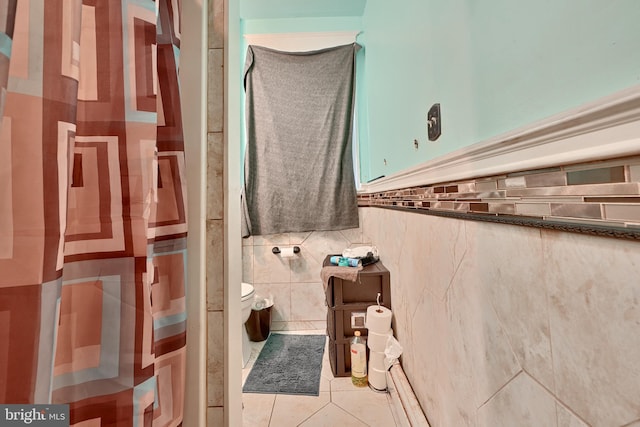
xmin=272 ymin=246 xmax=300 ymax=255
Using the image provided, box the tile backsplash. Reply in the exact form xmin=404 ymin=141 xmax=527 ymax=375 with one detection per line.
xmin=359 ymin=204 xmax=640 ymax=426
xmin=358 ymin=156 xmax=640 ymax=239
xmin=242 ymin=226 xmax=371 ymax=331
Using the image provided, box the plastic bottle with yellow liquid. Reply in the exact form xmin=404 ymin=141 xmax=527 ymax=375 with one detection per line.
xmin=350 ymin=331 xmax=368 ymax=387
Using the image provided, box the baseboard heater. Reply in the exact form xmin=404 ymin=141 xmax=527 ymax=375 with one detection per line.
xmin=386 ymin=364 xmax=431 ymax=427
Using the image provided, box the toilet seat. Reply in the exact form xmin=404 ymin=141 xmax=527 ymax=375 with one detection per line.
xmin=240 ymin=282 xmax=256 ymax=368
xmin=241 ymin=282 xmax=255 ymax=302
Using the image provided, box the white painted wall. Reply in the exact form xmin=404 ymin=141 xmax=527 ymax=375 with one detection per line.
xmin=225 ymin=0 xmax=244 ymax=425
xmin=181 ymin=0 xmax=207 ymax=425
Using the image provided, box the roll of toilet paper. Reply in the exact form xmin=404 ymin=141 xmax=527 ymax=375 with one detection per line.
xmin=367 ymin=329 xmax=392 ymax=352
xmin=366 ymin=305 xmax=392 ymax=332
xmin=368 ymin=367 xmax=387 ymax=391
xmin=279 ymin=247 xmax=296 ymax=258
xmin=368 ymin=350 xmax=386 ymax=371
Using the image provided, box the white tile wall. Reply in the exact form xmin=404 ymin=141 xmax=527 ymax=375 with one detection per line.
xmin=361 ymin=206 xmax=640 ymax=426
xmin=242 ymin=225 xmax=371 ymax=329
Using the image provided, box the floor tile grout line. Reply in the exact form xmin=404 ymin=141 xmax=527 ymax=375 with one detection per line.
xmin=292 ymin=400 xmax=332 ymax=427
xmin=331 ymin=389 xmax=398 ymax=427
xmin=266 ymin=393 xmax=277 ymax=427
xmin=621 ymin=417 xmax=640 ymax=427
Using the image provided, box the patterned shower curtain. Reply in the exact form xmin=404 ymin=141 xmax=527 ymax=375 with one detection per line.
xmin=0 ymin=1 xmax=187 ymax=425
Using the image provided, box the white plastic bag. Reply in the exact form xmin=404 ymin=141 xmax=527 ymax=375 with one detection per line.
xmin=384 ymin=335 xmax=403 ymax=370
xmin=252 ymin=293 xmax=274 ymax=310
xmin=342 ymin=245 xmax=379 ymax=259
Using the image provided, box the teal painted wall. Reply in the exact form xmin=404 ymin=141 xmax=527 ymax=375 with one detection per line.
xmin=238 ymin=1 xmax=640 ymax=182
xmin=360 ymin=0 xmax=640 ymax=181
xmin=241 ymin=16 xmax=362 ymax=35
xmin=360 ymin=0 xmax=475 ymax=181
xmin=240 ymin=0 xmax=366 ymax=20
xmin=469 ymin=0 xmax=640 ymax=140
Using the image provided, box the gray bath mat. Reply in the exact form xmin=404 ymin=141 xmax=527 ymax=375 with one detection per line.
xmin=243 ymin=333 xmax=326 ymax=396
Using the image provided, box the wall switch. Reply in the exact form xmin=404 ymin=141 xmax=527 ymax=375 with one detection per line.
xmin=427 ymin=103 xmax=441 ymax=141
xmin=351 ymin=312 xmax=366 ymax=328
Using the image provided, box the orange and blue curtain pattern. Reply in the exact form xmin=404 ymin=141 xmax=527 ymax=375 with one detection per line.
xmin=0 ymin=0 xmax=187 ymax=425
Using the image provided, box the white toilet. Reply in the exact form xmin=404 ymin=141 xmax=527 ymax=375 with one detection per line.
xmin=241 ymin=282 xmax=256 ymax=367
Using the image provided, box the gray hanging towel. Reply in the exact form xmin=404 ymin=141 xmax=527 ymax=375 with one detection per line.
xmin=242 ymin=43 xmax=361 ymax=237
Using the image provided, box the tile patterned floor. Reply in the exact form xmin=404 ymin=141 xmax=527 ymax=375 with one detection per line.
xmin=242 ymin=331 xmax=399 ymax=427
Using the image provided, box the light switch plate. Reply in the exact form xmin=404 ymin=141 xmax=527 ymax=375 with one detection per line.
xmin=351 ymin=312 xmax=366 ymax=329
xmin=427 ymin=103 xmax=441 ymax=141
